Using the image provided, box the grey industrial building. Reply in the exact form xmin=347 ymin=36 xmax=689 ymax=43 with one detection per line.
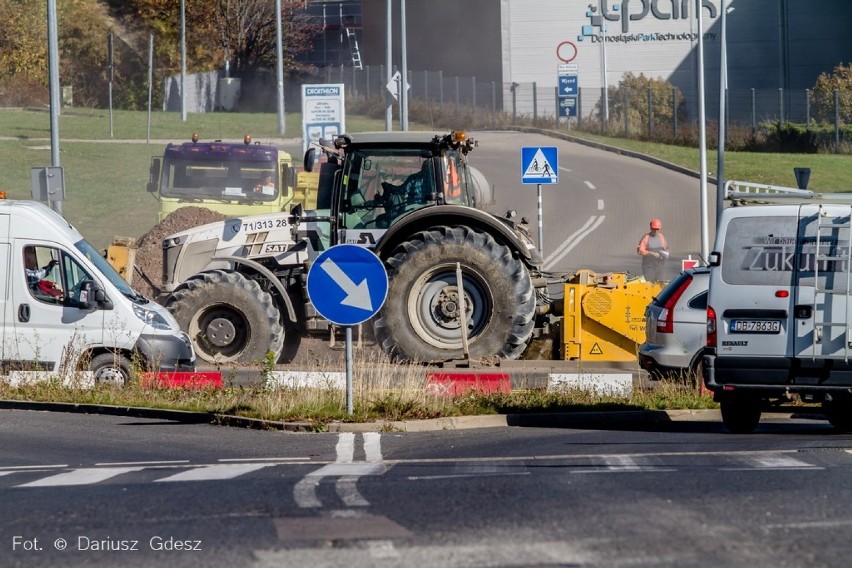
xmin=351 ymin=0 xmax=852 ymax=122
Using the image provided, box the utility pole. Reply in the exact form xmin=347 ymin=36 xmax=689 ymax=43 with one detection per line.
xmin=275 ymin=0 xmax=286 ymax=135
xmin=47 ymin=0 xmax=62 ymax=214
xmin=180 ymin=0 xmax=187 ymax=121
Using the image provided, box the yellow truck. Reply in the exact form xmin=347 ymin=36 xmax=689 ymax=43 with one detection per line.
xmin=146 ymin=134 xmax=318 ymax=221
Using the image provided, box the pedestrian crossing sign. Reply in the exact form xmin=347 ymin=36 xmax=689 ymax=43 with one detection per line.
xmin=521 ymin=146 xmax=558 ymax=184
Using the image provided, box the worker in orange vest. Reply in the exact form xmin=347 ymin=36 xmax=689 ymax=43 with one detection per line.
xmin=637 ymin=218 xmax=669 ymax=281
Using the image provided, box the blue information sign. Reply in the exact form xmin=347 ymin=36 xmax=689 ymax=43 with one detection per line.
xmin=306 ymin=245 xmax=388 ymax=326
xmin=558 ymin=75 xmax=578 ymax=96
xmin=558 ymin=96 xmax=578 ymax=118
xmin=521 ymin=147 xmax=559 ymax=185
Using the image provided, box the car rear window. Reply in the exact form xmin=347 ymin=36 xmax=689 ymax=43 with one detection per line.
xmin=687 ymin=290 xmax=708 ymax=310
xmin=652 ymin=272 xmax=693 ymax=306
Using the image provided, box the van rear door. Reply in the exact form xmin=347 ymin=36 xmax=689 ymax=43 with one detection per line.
xmin=793 ymin=204 xmax=852 ymax=360
xmin=716 ymin=213 xmax=796 ymax=358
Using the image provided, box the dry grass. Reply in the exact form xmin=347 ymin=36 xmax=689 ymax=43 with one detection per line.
xmin=0 ymin=346 xmax=717 ymax=429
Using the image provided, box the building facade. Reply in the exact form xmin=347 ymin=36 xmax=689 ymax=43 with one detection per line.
xmin=358 ymin=0 xmax=852 ymax=122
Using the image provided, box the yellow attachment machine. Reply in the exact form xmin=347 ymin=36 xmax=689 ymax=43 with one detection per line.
xmin=561 ymin=270 xmax=665 ymax=362
xmin=106 ymin=236 xmax=137 ymax=285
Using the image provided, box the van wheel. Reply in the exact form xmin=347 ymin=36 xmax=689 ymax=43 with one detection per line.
xmin=90 ymin=353 xmax=133 ymax=386
xmin=166 ymin=270 xmax=284 ymax=365
xmin=720 ymin=399 xmax=761 ymax=434
xmin=824 ymin=401 xmax=852 ymax=432
xmin=374 ymin=226 xmax=535 ymax=362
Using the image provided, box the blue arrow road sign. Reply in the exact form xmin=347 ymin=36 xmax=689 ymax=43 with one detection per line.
xmin=307 ymin=244 xmax=388 ymax=326
xmin=521 ymin=147 xmax=558 ymax=185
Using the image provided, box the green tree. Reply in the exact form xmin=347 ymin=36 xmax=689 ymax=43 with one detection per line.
xmin=811 ymin=62 xmax=852 ymax=125
xmin=0 ymin=0 xmax=111 ymax=107
xmin=128 ymin=0 xmax=319 ymax=76
xmin=602 ymin=72 xmax=687 ymax=139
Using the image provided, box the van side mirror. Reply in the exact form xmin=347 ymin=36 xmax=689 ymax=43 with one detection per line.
xmin=708 ymin=251 xmax=721 ymax=267
xmin=78 ymin=280 xmax=113 ymax=311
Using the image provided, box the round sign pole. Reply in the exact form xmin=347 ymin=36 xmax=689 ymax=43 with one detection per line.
xmin=537 ymin=183 xmax=544 ymax=256
xmin=345 ymin=326 xmax=354 ymax=415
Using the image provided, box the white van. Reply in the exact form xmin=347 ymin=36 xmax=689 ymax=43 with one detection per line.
xmin=1 ymin=199 xmax=195 ymax=384
xmin=704 ymin=181 xmax=852 ymax=433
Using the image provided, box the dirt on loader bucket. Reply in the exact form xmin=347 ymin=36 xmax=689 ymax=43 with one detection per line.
xmin=133 ymin=207 xmax=228 ymax=302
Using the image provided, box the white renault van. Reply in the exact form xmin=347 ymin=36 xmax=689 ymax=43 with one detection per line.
xmin=704 ymin=181 xmax=852 ymax=433
xmin=1 ymin=199 xmax=195 ymax=384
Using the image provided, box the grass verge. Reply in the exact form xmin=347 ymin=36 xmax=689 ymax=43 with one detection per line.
xmin=0 ymin=357 xmax=717 ymax=428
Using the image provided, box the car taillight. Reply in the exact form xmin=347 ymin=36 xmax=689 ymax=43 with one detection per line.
xmin=707 ymin=305 xmax=717 ymax=347
xmin=656 ymin=276 xmax=691 ymax=334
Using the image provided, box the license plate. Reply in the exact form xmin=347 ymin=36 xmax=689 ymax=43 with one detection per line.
xmin=730 ymin=320 xmax=781 ymax=333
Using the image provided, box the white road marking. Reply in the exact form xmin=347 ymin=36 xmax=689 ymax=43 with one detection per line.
xmin=336 ymin=432 xmax=356 ymax=463
xmin=721 ymin=455 xmax=821 ymax=471
xmin=572 ymin=455 xmax=676 ymax=474
xmin=337 ymin=476 xmax=371 ymax=507
xmin=218 ymin=457 xmax=310 ymax=462
xmin=544 ymin=215 xmax=606 ymax=270
xmin=367 ymin=539 xmax=400 ymax=560
xmin=16 ymin=467 xmax=144 ymax=487
xmin=584 ymin=180 xmax=596 ymax=189
xmin=293 ymin=477 xmax=323 ymax=508
xmin=407 ymin=472 xmax=531 ymax=481
xmin=155 ymin=463 xmax=273 ymax=482
xmin=95 ymin=460 xmax=189 ymax=466
xmin=598 ymin=199 xmax=605 ymax=210
xmin=363 ymin=432 xmax=383 ymax=462
xmin=0 ymin=464 xmax=67 ymax=470
xmin=559 ymin=167 xmax=572 ymax=174
xmin=294 ymin=433 xmax=385 ymax=508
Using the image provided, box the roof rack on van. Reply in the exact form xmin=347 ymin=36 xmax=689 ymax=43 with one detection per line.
xmin=724 ymin=180 xmax=852 ymax=205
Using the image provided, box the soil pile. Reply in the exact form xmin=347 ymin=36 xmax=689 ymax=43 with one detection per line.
xmin=132 ymin=207 xmax=227 ymax=301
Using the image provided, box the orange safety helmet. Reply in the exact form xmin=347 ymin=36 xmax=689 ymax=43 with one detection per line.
xmin=649 ymin=218 xmax=662 ymax=230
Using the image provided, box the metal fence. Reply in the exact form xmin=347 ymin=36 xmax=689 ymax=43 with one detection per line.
xmin=317 ymin=63 xmax=849 ymax=132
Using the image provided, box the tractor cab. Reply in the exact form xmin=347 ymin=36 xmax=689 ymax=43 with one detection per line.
xmin=303 ymin=131 xmax=480 ymax=240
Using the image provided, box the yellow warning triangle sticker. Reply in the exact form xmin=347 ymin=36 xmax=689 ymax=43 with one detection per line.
xmin=589 ymin=343 xmax=603 ymax=355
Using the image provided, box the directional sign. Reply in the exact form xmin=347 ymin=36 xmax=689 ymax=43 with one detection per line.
xmin=558 ymin=75 xmax=578 ymax=96
xmin=521 ymin=147 xmax=558 ymax=185
xmin=307 ymin=244 xmax=388 ymax=326
xmin=558 ymin=96 xmax=577 ymax=118
xmin=385 ymin=71 xmax=410 ymax=102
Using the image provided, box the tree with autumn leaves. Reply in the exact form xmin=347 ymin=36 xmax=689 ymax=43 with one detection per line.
xmin=0 ymin=0 xmax=319 ymax=109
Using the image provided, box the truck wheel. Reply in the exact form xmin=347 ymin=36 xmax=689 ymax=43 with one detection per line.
xmin=374 ymin=226 xmax=535 ymax=362
xmin=720 ymin=399 xmax=761 ymax=434
xmin=166 ymin=270 xmax=284 ymax=365
xmin=90 ymin=353 xmax=133 ymax=386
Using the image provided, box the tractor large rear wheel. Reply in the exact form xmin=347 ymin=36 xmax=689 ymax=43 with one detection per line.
xmin=166 ymin=270 xmax=284 ymax=365
xmin=374 ymin=226 xmax=536 ymax=362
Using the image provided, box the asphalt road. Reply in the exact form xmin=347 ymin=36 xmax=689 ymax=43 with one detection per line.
xmin=469 ymin=130 xmax=709 ymax=280
xmin=3 ymin=409 xmax=852 ymax=567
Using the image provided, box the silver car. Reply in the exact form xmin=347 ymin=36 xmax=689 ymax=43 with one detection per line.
xmin=639 ymin=267 xmax=710 ymax=380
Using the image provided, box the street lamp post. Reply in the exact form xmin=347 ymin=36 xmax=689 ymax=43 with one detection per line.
xmin=697 ymin=0 xmax=710 ymax=261
xmin=180 ymin=0 xmax=186 ymax=121
xmin=716 ymin=2 xmax=733 ymax=227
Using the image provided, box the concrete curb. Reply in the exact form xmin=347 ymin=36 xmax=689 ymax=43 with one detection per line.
xmin=0 ymin=399 xmax=737 ymax=432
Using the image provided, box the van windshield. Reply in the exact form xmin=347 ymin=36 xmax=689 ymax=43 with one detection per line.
xmin=74 ymin=239 xmax=137 ymax=299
